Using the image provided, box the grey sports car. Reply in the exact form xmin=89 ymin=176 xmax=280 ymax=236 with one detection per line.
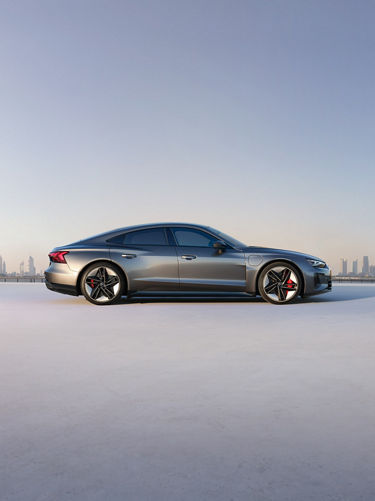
xmin=45 ymin=223 xmax=331 ymax=305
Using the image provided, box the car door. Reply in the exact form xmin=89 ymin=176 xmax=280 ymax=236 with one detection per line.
xmin=169 ymin=227 xmax=246 ymax=291
xmin=108 ymin=227 xmax=179 ymax=292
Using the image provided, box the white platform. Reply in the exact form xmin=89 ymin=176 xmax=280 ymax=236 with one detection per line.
xmin=1 ymin=283 xmax=375 ymax=500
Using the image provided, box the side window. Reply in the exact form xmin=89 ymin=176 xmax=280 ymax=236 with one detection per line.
xmin=107 ymin=234 xmax=125 ymax=245
xmin=124 ymin=228 xmax=168 ymax=245
xmin=172 ymin=228 xmax=217 ymax=247
xmin=108 ymin=228 xmax=168 ymax=246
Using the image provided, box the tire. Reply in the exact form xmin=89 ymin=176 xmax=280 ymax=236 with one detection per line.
xmin=80 ymin=262 xmax=124 ymax=305
xmin=258 ymin=261 xmax=302 ymax=305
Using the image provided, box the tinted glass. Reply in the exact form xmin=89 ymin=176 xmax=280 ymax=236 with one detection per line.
xmin=206 ymin=227 xmax=246 ymax=248
xmin=107 ymin=234 xmax=125 ymax=245
xmin=108 ymin=228 xmax=168 ymax=246
xmin=124 ymin=229 xmax=168 ymax=245
xmin=172 ymin=228 xmax=217 ymax=247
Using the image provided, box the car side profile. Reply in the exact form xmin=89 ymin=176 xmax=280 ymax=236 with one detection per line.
xmin=45 ymin=223 xmax=332 ymax=305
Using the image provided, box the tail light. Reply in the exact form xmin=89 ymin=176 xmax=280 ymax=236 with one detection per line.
xmin=49 ymin=251 xmax=69 ymax=263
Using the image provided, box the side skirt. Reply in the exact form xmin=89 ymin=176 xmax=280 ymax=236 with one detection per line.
xmin=126 ymin=291 xmax=257 ymax=300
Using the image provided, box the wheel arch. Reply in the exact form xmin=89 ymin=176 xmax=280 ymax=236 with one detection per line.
xmin=255 ymin=259 xmax=305 ymax=296
xmin=76 ymin=259 xmax=128 ymax=296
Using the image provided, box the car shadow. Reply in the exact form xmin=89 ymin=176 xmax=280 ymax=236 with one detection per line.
xmin=118 ymin=285 xmax=375 ymax=305
xmin=299 ymin=285 xmax=375 ymax=303
xmin=48 ymin=285 xmax=375 ymax=306
xmin=119 ymin=294 xmax=263 ymax=305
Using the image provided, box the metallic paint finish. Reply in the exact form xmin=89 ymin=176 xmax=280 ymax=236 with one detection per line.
xmin=176 ymin=246 xmax=246 ymax=291
xmin=109 ymin=244 xmax=179 ymax=292
xmin=45 ymin=222 xmax=332 ymax=302
xmin=248 ymin=255 xmax=263 ymax=266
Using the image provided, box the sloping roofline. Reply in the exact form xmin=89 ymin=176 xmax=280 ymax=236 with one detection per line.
xmin=114 ymin=222 xmax=209 ymax=232
xmin=75 ymin=222 xmax=212 ymax=244
xmin=71 ymin=222 xmax=247 ymax=249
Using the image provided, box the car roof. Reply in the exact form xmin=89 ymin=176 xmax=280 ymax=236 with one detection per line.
xmin=117 ymin=222 xmax=208 ymax=231
xmin=77 ymin=222 xmax=214 ymax=244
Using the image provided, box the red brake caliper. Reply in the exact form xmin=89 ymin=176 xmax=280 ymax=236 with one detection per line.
xmin=90 ymin=279 xmax=94 ymax=288
xmin=287 ymin=279 xmax=293 ymax=289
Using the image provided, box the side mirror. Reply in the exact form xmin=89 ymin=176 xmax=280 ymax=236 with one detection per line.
xmin=213 ymin=240 xmax=227 ymax=250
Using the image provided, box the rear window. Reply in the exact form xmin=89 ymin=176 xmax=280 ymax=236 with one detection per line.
xmin=108 ymin=228 xmax=168 ymax=246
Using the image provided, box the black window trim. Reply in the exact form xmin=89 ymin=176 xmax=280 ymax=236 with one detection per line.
xmin=165 ymin=228 xmax=177 ymax=246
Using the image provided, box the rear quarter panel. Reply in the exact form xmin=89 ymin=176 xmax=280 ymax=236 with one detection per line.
xmin=65 ymin=248 xmax=111 ymax=272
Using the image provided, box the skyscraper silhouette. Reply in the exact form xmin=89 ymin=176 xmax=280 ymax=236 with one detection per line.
xmin=363 ymin=256 xmax=370 ymax=275
xmin=28 ymin=256 xmax=36 ymax=276
xmin=352 ymin=259 xmax=358 ymax=275
xmin=341 ymin=259 xmax=348 ymax=275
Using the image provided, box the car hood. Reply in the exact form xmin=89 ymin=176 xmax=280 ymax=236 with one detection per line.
xmin=244 ymin=246 xmax=322 ymax=261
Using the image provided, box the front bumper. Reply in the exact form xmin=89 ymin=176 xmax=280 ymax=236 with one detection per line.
xmin=303 ymin=266 xmax=332 ymax=296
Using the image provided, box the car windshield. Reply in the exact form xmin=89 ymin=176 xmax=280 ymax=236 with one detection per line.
xmin=206 ymin=227 xmax=247 ymax=249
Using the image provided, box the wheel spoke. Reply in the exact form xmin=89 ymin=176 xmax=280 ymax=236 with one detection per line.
xmin=106 ymin=276 xmax=119 ymax=287
xmin=91 ymin=284 xmax=103 ymax=300
xmin=96 ymin=268 xmax=104 ymax=280
xmin=102 ymin=286 xmax=115 ymax=299
xmin=281 ymin=268 xmax=291 ymax=283
xmin=265 ymin=282 xmax=278 ymax=294
xmin=277 ymin=285 xmax=287 ymax=301
xmin=268 ymin=270 xmax=281 ymax=282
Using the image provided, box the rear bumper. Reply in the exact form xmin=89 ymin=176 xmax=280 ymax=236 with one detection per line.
xmin=45 ymin=278 xmax=79 ymax=296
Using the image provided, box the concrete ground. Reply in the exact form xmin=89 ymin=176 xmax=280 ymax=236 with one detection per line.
xmin=1 ymin=283 xmax=375 ymax=501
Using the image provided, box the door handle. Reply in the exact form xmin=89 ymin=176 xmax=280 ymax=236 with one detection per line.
xmin=181 ymin=255 xmax=196 ymax=260
xmin=121 ymin=254 xmax=137 ymax=259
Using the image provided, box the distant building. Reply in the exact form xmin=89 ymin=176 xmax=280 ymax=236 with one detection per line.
xmin=3 ymin=261 xmax=6 ymax=275
xmin=341 ymin=259 xmax=348 ymax=276
xmin=352 ymin=259 xmax=358 ymax=275
xmin=20 ymin=261 xmax=24 ymax=275
xmin=362 ymin=256 xmax=370 ymax=275
xmin=28 ymin=256 xmax=36 ymax=276
xmin=0 ymin=255 xmax=2 ymax=275
xmin=370 ymin=265 xmax=375 ymax=277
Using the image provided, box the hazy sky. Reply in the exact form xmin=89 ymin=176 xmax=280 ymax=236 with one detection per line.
xmin=1 ymin=0 xmax=375 ymax=274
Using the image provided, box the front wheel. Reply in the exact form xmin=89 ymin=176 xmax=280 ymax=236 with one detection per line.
xmin=81 ymin=262 xmax=124 ymax=305
xmin=258 ymin=262 xmax=302 ymax=305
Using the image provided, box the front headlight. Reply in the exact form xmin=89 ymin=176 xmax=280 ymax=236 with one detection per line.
xmin=307 ymin=258 xmax=326 ymax=268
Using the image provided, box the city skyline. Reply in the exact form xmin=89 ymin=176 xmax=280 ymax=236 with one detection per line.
xmin=339 ymin=255 xmax=375 ymax=277
xmin=0 ymin=254 xmax=40 ymax=276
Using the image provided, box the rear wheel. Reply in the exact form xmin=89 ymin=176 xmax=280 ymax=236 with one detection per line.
xmin=81 ymin=262 xmax=124 ymax=305
xmin=258 ymin=261 xmax=301 ymax=305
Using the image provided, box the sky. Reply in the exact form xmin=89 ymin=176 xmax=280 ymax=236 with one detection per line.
xmin=1 ymin=0 xmax=375 ymax=274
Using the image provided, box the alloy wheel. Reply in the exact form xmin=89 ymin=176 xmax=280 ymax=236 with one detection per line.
xmin=262 ymin=265 xmax=299 ymax=303
xmin=84 ymin=266 xmax=121 ymax=303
